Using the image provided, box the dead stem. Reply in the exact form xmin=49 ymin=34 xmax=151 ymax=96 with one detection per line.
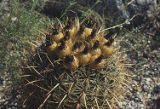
xmin=25 ymin=79 xmax=43 ymax=86
xmin=56 ymin=17 xmax=63 ymax=29
xmin=105 ymin=98 xmax=112 ymax=109
xmin=20 ymin=75 xmax=31 ymax=78
xmin=68 ymin=82 xmax=74 ymax=94
xmin=57 ymin=94 xmax=67 ymax=109
xmin=113 ymin=96 xmax=120 ymax=107
xmin=45 ymin=54 xmax=55 ymax=68
xmin=31 ymin=66 xmax=44 ymax=78
xmin=23 ymin=91 xmax=34 ymax=105
xmin=76 ymin=103 xmax=80 ymax=109
xmin=38 ymin=53 xmax=43 ymax=63
xmin=39 ymin=94 xmax=51 ymax=109
xmin=47 ymin=83 xmax=60 ymax=95
xmin=83 ymin=92 xmax=88 ymax=109
xmin=34 ymin=84 xmax=49 ymax=92
xmin=95 ymin=97 xmax=100 ymax=109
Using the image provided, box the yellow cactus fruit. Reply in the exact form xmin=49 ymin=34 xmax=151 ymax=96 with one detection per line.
xmin=86 ymin=29 xmax=98 ymax=46
xmin=69 ymin=27 xmax=76 ymax=39
xmin=46 ymin=41 xmax=57 ymax=56
xmin=63 ymin=31 xmax=73 ymax=48
xmin=64 ymin=55 xmax=79 ymax=71
xmin=101 ymin=46 xmax=113 ymax=57
xmin=69 ymin=18 xmax=80 ymax=39
xmin=78 ymin=45 xmax=91 ymax=66
xmin=89 ymin=40 xmax=101 ymax=64
xmin=76 ymin=25 xmax=85 ymax=40
xmin=56 ymin=40 xmax=71 ymax=58
xmin=89 ymin=55 xmax=105 ymax=69
xmin=52 ymin=32 xmax=64 ymax=43
xmin=80 ymin=27 xmax=92 ymax=40
xmin=72 ymin=41 xmax=85 ymax=54
xmin=99 ymin=30 xmax=115 ymax=47
xmin=90 ymin=40 xmax=101 ymax=56
xmin=99 ymin=36 xmax=108 ymax=47
xmin=101 ymin=38 xmax=114 ymax=57
xmin=83 ymin=27 xmax=92 ymax=38
xmin=64 ymin=18 xmax=80 ymax=40
xmin=89 ymin=55 xmax=99 ymax=65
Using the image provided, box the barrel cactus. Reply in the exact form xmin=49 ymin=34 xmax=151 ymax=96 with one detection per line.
xmin=23 ymin=18 xmax=127 ymax=109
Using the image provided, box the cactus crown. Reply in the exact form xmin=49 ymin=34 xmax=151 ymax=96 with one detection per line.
xmin=45 ymin=18 xmax=117 ymax=70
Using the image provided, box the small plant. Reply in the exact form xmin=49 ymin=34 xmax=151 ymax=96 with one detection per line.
xmin=0 ymin=0 xmax=46 ymax=83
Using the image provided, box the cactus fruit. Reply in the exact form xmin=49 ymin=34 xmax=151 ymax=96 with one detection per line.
xmin=101 ymin=38 xmax=114 ymax=58
xmin=46 ymin=18 xmax=116 ymax=70
xmin=46 ymin=41 xmax=57 ymax=56
xmin=63 ymin=55 xmax=79 ymax=70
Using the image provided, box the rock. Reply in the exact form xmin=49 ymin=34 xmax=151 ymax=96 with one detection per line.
xmin=4 ymin=101 xmax=9 ymax=105
xmin=153 ymin=85 xmax=160 ymax=94
xmin=0 ymin=78 xmax=3 ymax=85
xmin=16 ymin=95 xmax=22 ymax=100
xmin=22 ymin=105 xmax=26 ymax=108
xmin=11 ymin=106 xmax=16 ymax=109
xmin=14 ymin=103 xmax=17 ymax=106
xmin=42 ymin=0 xmax=158 ymax=27
xmin=0 ymin=99 xmax=5 ymax=104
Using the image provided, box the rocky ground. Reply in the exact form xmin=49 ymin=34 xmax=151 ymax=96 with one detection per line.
xmin=118 ymin=29 xmax=160 ymax=109
xmin=0 ymin=0 xmax=160 ymax=109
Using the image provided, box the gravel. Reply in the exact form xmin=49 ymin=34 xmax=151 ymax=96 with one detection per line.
xmin=118 ymin=31 xmax=160 ymax=109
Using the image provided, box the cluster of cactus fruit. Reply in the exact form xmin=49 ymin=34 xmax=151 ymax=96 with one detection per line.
xmin=46 ymin=18 xmax=115 ymax=71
